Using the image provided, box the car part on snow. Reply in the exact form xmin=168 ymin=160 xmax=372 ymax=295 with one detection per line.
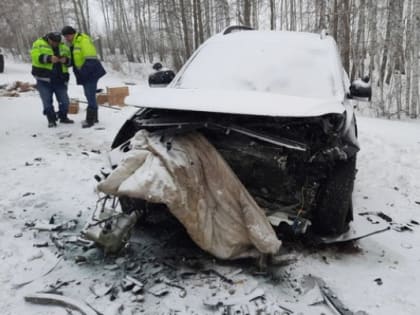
xmin=24 ymin=293 xmax=98 ymax=315
xmin=307 ymin=275 xmax=368 ymax=315
xmin=82 ymin=197 xmax=140 ymax=254
xmin=359 ymin=211 xmax=418 ymax=233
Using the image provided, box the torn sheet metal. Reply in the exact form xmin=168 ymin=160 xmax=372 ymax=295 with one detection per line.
xmin=97 ymin=130 xmax=281 ymax=259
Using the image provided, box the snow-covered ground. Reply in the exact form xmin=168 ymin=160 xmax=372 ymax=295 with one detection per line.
xmin=1 ymin=61 xmax=420 ymax=315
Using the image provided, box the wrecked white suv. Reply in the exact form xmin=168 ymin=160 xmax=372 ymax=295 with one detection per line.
xmin=97 ymin=27 xmax=371 ymax=256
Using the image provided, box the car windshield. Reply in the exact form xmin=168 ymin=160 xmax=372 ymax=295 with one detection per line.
xmin=175 ymin=31 xmax=343 ymax=99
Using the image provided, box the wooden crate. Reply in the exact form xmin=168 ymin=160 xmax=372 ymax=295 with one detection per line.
xmin=68 ymin=100 xmax=79 ymax=114
xmin=106 ymin=86 xmax=129 ymax=106
xmin=96 ymin=93 xmax=108 ymax=105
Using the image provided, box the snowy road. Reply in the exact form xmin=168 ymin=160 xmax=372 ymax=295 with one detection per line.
xmin=1 ymin=62 xmax=420 ymax=314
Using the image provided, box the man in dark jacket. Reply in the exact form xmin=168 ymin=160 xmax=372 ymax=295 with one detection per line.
xmin=31 ymin=32 xmax=73 ymax=127
xmin=61 ymin=26 xmax=106 ymax=128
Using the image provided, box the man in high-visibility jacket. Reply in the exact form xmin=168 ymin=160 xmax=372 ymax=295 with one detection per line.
xmin=61 ymin=26 xmax=106 ymax=128
xmin=31 ymin=32 xmax=74 ymax=127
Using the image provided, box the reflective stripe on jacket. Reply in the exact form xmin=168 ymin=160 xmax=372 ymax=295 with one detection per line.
xmin=31 ymin=37 xmax=70 ymax=75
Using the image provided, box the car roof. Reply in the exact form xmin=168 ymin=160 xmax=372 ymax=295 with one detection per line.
xmin=172 ymin=30 xmax=347 ymax=100
xmin=127 ymin=30 xmax=348 ymax=117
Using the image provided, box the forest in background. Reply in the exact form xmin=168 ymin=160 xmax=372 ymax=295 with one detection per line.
xmin=0 ymin=0 xmax=419 ymax=119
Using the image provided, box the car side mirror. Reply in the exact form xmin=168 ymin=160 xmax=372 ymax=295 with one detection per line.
xmin=349 ymin=76 xmax=372 ymax=101
xmin=148 ymin=70 xmax=175 ymax=87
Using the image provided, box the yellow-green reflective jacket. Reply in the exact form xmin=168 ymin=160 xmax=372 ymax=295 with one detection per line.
xmin=71 ymin=33 xmax=98 ymax=69
xmin=31 ymin=38 xmax=70 ymax=74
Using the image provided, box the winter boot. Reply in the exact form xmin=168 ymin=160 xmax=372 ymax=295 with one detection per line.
xmin=93 ymin=110 xmax=99 ymax=124
xmin=59 ymin=115 xmax=74 ymax=124
xmin=47 ymin=112 xmax=57 ymax=128
xmin=82 ymin=108 xmax=96 ymax=128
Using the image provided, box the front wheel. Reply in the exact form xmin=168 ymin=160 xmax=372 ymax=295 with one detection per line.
xmin=311 ymin=156 xmax=356 ymax=236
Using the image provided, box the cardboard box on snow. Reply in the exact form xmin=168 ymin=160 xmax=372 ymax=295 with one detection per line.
xmin=106 ymin=86 xmax=129 ymax=106
xmin=96 ymin=93 xmax=108 ymax=105
xmin=68 ymin=100 xmax=79 ymax=114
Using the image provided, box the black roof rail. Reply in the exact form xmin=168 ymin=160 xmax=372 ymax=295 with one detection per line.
xmin=223 ymin=25 xmax=254 ymax=35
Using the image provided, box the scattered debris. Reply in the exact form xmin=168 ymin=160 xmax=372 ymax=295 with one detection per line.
xmin=131 ymin=295 xmax=144 ymax=303
xmin=0 ymin=81 xmax=36 ymax=97
xmin=307 ymin=275 xmax=360 ymax=315
xmin=203 ymin=288 xmax=265 ymax=308
xmin=374 ymin=278 xmax=383 ymax=285
xmin=75 ymin=256 xmax=88 ymax=264
xmin=270 ymin=254 xmax=298 ymax=266
xmin=28 ymin=250 xmax=44 ymax=261
xmin=392 ymin=224 xmax=413 ymax=232
xmin=32 ymin=219 xmax=78 ymax=232
xmin=12 ymin=257 xmax=62 ymax=290
xmin=376 ymin=212 xmax=393 ymax=223
xmin=33 ymin=241 xmax=49 ymax=248
xmin=401 ymin=243 xmax=412 ymax=249
xmin=202 ymin=269 xmax=234 ymax=284
xmin=162 ymin=280 xmax=187 ymax=298
xmin=24 ymin=293 xmax=98 ymax=315
xmin=359 ymin=211 xmax=417 ymax=233
xmin=103 ymin=264 xmax=119 ymax=271
xmin=109 ymin=286 xmax=119 ymax=301
xmin=148 ymin=282 xmax=169 ymax=297
xmin=89 ymin=281 xmax=113 ymax=298
xmin=50 ymin=233 xmax=65 ymax=250
xmin=49 ymin=215 xmax=56 ymax=224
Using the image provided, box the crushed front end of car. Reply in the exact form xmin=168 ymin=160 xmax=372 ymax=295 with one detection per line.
xmin=112 ymin=107 xmax=358 ymax=235
xmin=83 ymin=29 xmax=364 ymax=259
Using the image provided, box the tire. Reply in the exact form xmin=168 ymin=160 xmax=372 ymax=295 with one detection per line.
xmin=0 ymin=54 xmax=4 ymax=73
xmin=312 ymin=156 xmax=356 ymax=236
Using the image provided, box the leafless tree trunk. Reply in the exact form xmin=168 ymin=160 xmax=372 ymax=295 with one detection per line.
xmin=411 ymin=0 xmax=420 ymax=117
xmin=341 ymin=0 xmax=351 ymax=74
xmin=270 ymin=0 xmax=276 ymax=30
xmin=179 ymin=0 xmax=192 ymax=58
xmin=243 ymin=0 xmax=251 ymax=26
xmin=100 ymin=0 xmax=115 ymax=55
xmin=351 ymin=0 xmax=366 ymax=81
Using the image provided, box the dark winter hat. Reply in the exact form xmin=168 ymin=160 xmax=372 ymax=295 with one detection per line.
xmin=46 ymin=32 xmax=62 ymax=43
xmin=61 ymin=26 xmax=76 ymax=35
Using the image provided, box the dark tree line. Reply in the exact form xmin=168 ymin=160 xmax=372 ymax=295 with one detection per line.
xmin=0 ymin=0 xmax=419 ymax=118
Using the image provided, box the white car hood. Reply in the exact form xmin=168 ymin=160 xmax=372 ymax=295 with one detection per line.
xmin=126 ymin=88 xmax=345 ymax=117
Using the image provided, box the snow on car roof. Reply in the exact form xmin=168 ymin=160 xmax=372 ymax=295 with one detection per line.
xmin=127 ymin=30 xmax=348 ymax=117
xmin=173 ymin=30 xmax=346 ymax=100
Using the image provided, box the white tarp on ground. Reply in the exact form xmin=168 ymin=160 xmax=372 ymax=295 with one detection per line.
xmin=97 ymin=130 xmax=281 ymax=259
